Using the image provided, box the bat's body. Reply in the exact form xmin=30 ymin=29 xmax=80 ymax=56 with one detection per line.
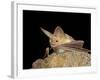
xmin=41 ymin=26 xmax=90 ymax=55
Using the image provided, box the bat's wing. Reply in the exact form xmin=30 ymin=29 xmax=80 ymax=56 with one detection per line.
xmin=61 ymin=40 xmax=84 ymax=48
xmin=58 ymin=40 xmax=90 ymax=52
xmin=65 ymin=46 xmax=90 ymax=52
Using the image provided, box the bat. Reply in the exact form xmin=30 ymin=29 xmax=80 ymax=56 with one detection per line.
xmin=41 ymin=26 xmax=90 ymax=54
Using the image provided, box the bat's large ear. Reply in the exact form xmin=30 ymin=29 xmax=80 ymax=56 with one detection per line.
xmin=40 ymin=27 xmax=54 ymax=39
xmin=54 ymin=26 xmax=65 ymax=38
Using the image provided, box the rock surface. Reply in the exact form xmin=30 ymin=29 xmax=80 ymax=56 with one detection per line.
xmin=32 ymin=51 xmax=91 ymax=68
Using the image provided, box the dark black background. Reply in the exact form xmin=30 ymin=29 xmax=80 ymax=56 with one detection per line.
xmin=23 ymin=10 xmax=91 ymax=69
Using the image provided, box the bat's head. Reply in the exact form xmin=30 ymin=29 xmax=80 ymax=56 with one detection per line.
xmin=41 ymin=26 xmax=73 ymax=47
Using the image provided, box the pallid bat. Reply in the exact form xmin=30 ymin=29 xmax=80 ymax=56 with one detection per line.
xmin=41 ymin=26 xmax=90 ymax=55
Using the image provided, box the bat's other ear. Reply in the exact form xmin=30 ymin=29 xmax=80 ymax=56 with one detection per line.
xmin=54 ymin=26 xmax=65 ymax=38
xmin=40 ymin=27 xmax=54 ymax=38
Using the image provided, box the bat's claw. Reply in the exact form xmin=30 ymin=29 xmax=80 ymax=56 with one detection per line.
xmin=42 ymin=47 xmax=49 ymax=59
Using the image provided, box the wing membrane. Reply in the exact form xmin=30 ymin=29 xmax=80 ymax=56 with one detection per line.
xmin=57 ymin=40 xmax=90 ymax=52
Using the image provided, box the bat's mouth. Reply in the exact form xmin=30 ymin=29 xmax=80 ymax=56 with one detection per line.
xmin=51 ymin=43 xmax=61 ymax=48
xmin=51 ymin=44 xmax=57 ymax=47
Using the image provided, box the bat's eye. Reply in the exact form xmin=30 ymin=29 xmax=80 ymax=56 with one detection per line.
xmin=56 ymin=40 xmax=58 ymax=42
